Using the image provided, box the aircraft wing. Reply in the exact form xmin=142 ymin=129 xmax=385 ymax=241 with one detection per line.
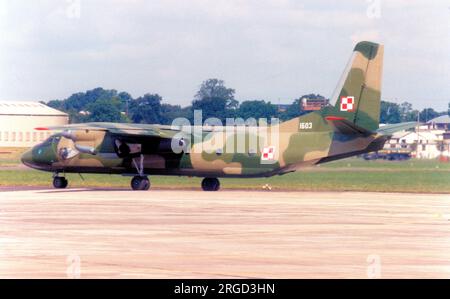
xmin=36 ymin=122 xmax=179 ymax=139
xmin=376 ymin=122 xmax=418 ymax=136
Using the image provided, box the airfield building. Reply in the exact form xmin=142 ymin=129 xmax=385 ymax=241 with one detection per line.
xmin=0 ymin=101 xmax=68 ymax=148
xmin=383 ymin=115 xmax=450 ymax=160
xmin=302 ymin=98 xmax=330 ymax=111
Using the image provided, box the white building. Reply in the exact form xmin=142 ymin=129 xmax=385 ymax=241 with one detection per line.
xmin=426 ymin=115 xmax=450 ymax=131
xmin=0 ymin=101 xmax=68 ymax=147
xmin=382 ymin=116 xmax=450 ymax=160
xmin=386 ymin=130 xmax=446 ymax=159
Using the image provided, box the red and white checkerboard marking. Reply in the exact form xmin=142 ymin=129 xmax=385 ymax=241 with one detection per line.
xmin=261 ymin=146 xmax=276 ymax=161
xmin=340 ymin=96 xmax=355 ymax=112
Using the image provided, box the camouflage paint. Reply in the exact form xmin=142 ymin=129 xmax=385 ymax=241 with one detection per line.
xmin=22 ymin=41 xmax=396 ymax=179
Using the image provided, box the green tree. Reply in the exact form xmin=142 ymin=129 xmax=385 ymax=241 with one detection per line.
xmin=192 ymin=79 xmax=237 ymax=122
xmin=129 ymin=94 xmax=162 ymax=124
xmin=46 ymin=87 xmax=129 ymax=123
xmin=419 ymin=108 xmax=440 ymax=123
xmin=46 ymin=99 xmax=64 ymax=110
xmin=64 ymin=88 xmax=118 ymax=111
xmin=160 ymin=104 xmax=192 ymax=125
xmin=237 ymin=100 xmax=278 ymax=121
xmin=86 ymin=96 xmax=124 ymax=122
xmin=398 ymin=101 xmax=420 ymax=122
xmin=380 ymin=101 xmax=401 ymax=123
xmin=279 ymin=98 xmax=304 ymax=121
xmin=118 ymin=91 xmax=133 ymax=116
xmin=399 ymin=101 xmax=412 ymax=122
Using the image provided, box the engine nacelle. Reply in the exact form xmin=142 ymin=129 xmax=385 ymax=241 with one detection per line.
xmin=74 ymin=144 xmax=97 ymax=155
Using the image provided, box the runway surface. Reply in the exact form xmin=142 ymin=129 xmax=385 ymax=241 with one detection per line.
xmin=0 ymin=188 xmax=450 ymax=278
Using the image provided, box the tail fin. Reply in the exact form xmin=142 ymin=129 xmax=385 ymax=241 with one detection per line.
xmin=327 ymin=41 xmax=384 ymax=132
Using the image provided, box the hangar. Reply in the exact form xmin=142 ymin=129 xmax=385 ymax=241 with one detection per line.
xmin=0 ymin=101 xmax=68 ymax=148
xmin=384 ymin=115 xmax=450 ymax=159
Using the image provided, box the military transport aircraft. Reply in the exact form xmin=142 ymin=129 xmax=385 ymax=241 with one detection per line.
xmin=21 ymin=41 xmax=416 ymax=191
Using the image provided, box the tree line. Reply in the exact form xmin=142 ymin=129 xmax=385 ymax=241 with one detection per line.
xmin=46 ymin=79 xmax=448 ymax=125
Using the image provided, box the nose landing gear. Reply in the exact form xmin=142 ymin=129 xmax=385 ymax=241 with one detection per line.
xmin=201 ymin=178 xmax=220 ymax=191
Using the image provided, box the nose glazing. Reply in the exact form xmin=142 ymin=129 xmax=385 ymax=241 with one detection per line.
xmin=21 ymin=149 xmax=33 ymax=167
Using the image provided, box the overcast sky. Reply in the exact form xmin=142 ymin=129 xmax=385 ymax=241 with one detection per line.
xmin=0 ymin=0 xmax=449 ymax=110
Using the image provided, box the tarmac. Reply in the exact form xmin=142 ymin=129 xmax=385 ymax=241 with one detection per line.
xmin=0 ymin=188 xmax=449 ymax=278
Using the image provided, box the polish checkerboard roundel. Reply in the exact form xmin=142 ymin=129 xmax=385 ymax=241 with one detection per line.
xmin=340 ymin=96 xmax=355 ymax=112
xmin=261 ymin=146 xmax=276 ymax=161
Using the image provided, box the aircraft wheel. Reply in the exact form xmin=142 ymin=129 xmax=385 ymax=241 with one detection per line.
xmin=53 ymin=176 xmax=68 ymax=189
xmin=201 ymin=178 xmax=220 ymax=191
xmin=131 ymin=176 xmax=150 ymax=191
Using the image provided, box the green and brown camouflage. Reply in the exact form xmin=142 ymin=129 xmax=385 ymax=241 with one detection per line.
xmin=21 ymin=41 xmax=417 ymax=189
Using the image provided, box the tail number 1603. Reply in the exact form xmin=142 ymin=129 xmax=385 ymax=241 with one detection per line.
xmin=299 ymin=122 xmax=313 ymax=130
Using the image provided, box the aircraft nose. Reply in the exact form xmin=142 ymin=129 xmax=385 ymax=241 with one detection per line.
xmin=21 ymin=149 xmax=33 ymax=168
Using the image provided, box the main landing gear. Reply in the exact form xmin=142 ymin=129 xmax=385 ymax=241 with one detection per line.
xmin=131 ymin=176 xmax=150 ymax=190
xmin=53 ymin=175 xmax=68 ymax=189
xmin=201 ymin=178 xmax=220 ymax=191
xmin=130 ymin=154 xmax=151 ymax=191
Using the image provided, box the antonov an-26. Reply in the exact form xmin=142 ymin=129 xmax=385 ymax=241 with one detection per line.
xmin=21 ymin=41 xmax=416 ymax=191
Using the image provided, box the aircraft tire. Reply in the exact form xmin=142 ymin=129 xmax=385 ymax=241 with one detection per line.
xmin=201 ymin=178 xmax=220 ymax=191
xmin=131 ymin=176 xmax=150 ymax=191
xmin=53 ymin=177 xmax=68 ymax=189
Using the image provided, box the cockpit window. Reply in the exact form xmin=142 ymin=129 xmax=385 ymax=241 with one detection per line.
xmin=41 ymin=135 xmax=61 ymax=146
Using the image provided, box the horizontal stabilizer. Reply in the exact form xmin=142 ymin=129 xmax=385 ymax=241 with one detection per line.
xmin=325 ymin=116 xmax=373 ymax=136
xmin=376 ymin=122 xmax=418 ymax=136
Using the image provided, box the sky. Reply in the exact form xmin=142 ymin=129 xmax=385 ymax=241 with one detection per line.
xmin=0 ymin=0 xmax=449 ymax=111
